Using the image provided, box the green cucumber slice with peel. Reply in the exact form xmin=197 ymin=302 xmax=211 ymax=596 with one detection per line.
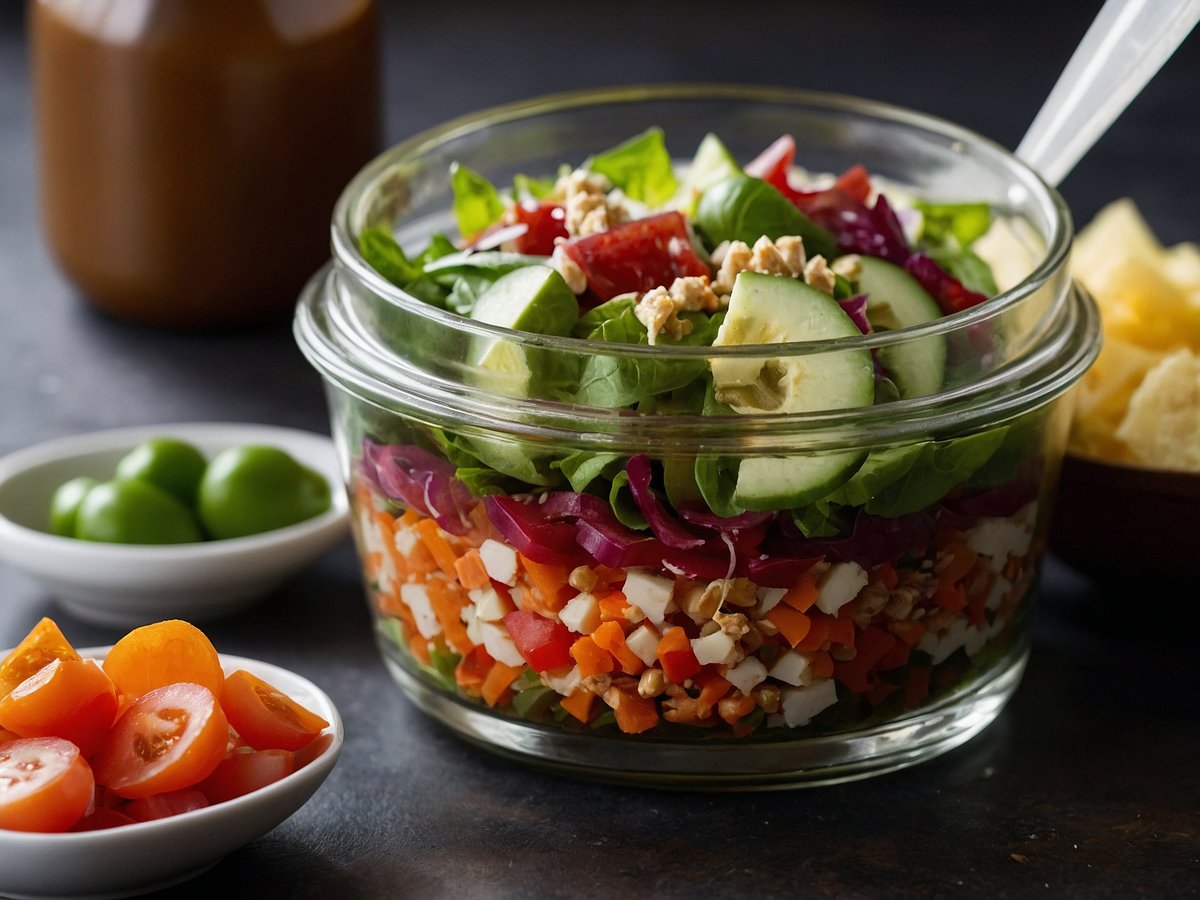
xmin=857 ymin=256 xmax=946 ymax=399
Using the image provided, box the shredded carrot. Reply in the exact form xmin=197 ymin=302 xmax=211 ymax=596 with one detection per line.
xmin=888 ymin=619 xmax=927 ymax=647
xmin=518 ymin=554 xmax=572 ymax=614
xmin=597 ymin=591 xmax=631 ymax=624
xmin=414 ymin=518 xmax=460 ymax=578
xmin=938 ymin=542 xmax=979 ymax=585
xmin=933 ymin=583 xmax=967 ymax=611
xmin=453 ymin=549 xmax=491 ymax=590
xmin=766 ymin=605 xmax=812 ymax=647
xmin=609 ymin=687 xmax=659 ymax=734
xmin=781 ymin=574 xmax=819 ymax=612
xmin=570 ymin=636 xmax=616 ymax=678
xmin=695 ymin=670 xmax=732 ymax=708
xmin=875 ymin=562 xmax=899 ymax=591
xmin=363 ymin=550 xmax=383 ymax=581
xmin=904 ymin=666 xmax=932 ymax=708
xmin=398 ymin=507 xmax=421 ymax=528
xmin=809 ymin=650 xmax=835 ymax=679
xmin=481 ymin=661 xmax=524 ymax=707
xmin=455 ymin=645 xmax=494 ymax=695
xmin=560 ymin=689 xmax=595 ymax=723
xmin=590 ymin=621 xmax=645 ymax=675
xmin=409 ymin=633 xmax=431 ymax=666
xmin=427 ymin=578 xmax=473 ymax=655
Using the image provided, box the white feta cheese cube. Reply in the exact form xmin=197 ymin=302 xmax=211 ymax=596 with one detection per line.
xmin=916 ymin=630 xmax=939 ymax=657
xmin=964 ymin=623 xmax=988 ymax=657
xmin=393 ymin=527 xmax=419 ymax=558
xmin=985 ymin=576 xmax=1011 ymax=611
xmin=966 ymin=517 xmax=1032 ymax=561
xmin=478 ymin=538 xmax=518 ymax=585
xmin=400 ymin=582 xmax=441 ymax=639
xmin=816 ymin=562 xmax=869 ymax=616
xmin=624 ymin=624 xmax=661 ymax=668
xmin=558 ymin=592 xmax=601 ymax=635
xmin=755 ymin=586 xmax=788 ymax=617
xmin=931 ymin=618 xmax=968 ymax=664
xmin=542 ymin=665 xmax=582 ymax=696
xmin=622 ymin=570 xmax=674 ymax=625
xmin=690 ymin=630 xmax=736 ymax=666
xmin=768 ymin=649 xmax=812 ymax=686
xmin=470 ymin=586 xmax=509 ymax=623
xmin=480 ymin=621 xmax=525 ymax=667
xmin=780 ymin=678 xmax=838 ymax=727
xmin=725 ymin=657 xmax=768 ymax=695
xmin=461 ymin=604 xmax=483 ymax=646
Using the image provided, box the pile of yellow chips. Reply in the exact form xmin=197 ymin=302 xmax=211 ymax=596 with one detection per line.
xmin=1069 ymin=199 xmax=1200 ymax=471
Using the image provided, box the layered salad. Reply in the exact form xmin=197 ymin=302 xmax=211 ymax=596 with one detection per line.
xmin=350 ymin=129 xmax=1053 ymax=737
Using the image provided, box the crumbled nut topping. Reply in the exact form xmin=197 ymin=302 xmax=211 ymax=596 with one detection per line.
xmin=556 ymin=169 xmax=629 ymax=237
xmin=568 ymin=566 xmax=597 ymax=593
xmin=752 ymin=684 xmax=781 ymax=714
xmin=713 ymin=235 xmax=807 ymax=295
xmin=831 ymin=253 xmax=863 ymax=282
xmin=633 ymin=275 xmax=722 ymax=345
xmin=637 ymin=668 xmax=667 ymax=699
xmin=580 ymin=673 xmax=613 ymax=695
xmin=713 ymin=611 xmax=751 ymax=639
xmin=550 ymin=244 xmax=587 ymax=295
xmin=803 ymin=254 xmax=836 ymax=295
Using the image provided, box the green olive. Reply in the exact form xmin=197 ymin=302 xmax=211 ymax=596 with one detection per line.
xmin=75 ymin=479 xmax=204 ymax=544
xmin=114 ymin=437 xmax=208 ymax=505
xmin=197 ymin=445 xmax=331 ymax=540
xmin=48 ymin=476 xmax=99 ymax=536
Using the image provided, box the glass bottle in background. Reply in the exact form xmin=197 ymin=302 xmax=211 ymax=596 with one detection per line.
xmin=30 ymin=0 xmax=382 ymax=329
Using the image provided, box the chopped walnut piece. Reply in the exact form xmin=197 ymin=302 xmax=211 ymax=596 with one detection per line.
xmin=568 ymin=566 xmax=597 ymax=593
xmin=719 ymin=577 xmax=758 ymax=608
xmin=713 ymin=235 xmax=809 ymax=296
xmin=718 ymin=692 xmax=757 ymax=725
xmin=713 ymin=240 xmax=753 ymax=294
xmin=580 ymin=673 xmax=613 ymax=695
xmin=669 ymin=275 xmax=722 ymax=312
xmin=634 ymin=286 xmax=692 ymax=345
xmin=558 ymin=168 xmax=629 ymax=237
xmin=803 ymin=254 xmax=836 ymax=295
xmin=637 ymin=668 xmax=667 ymax=699
xmin=550 ymin=244 xmax=587 ymax=294
xmin=831 ymin=253 xmax=863 ymax=282
xmin=713 ymin=611 xmax=750 ymax=639
xmin=682 ymin=582 xmax=722 ymax=623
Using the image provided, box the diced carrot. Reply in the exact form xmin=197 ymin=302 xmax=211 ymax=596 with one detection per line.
xmin=427 ymin=578 xmax=473 ymax=655
xmin=455 ymin=645 xmax=494 ymax=695
xmin=795 ymin=615 xmax=832 ymax=652
xmin=866 ymin=681 xmax=898 ymax=707
xmin=609 ymin=687 xmax=659 ymax=734
xmin=560 ymin=690 xmax=595 ymax=723
xmin=904 ymin=666 xmax=932 ymax=708
xmin=409 ymin=633 xmax=431 ymax=666
xmin=465 ymin=503 xmax=494 ymax=544
xmin=570 ymin=636 xmax=615 ymax=678
xmin=938 ymin=542 xmax=979 ymax=585
xmin=717 ymin=693 xmax=756 ymax=725
xmin=766 ymin=606 xmax=812 ymax=648
xmin=415 ymin=518 xmax=460 ymax=578
xmin=966 ymin=589 xmax=988 ymax=629
xmin=481 ymin=661 xmax=524 ymax=708
xmin=888 ymin=619 xmax=927 ymax=647
xmin=809 ymin=650 xmax=835 ymax=680
xmin=826 ymin=617 xmax=856 ymax=649
xmin=656 ymin=626 xmax=701 ymax=684
xmin=876 ymin=640 xmax=911 ymax=671
xmin=398 ymin=507 xmax=421 ymax=528
xmin=874 ymin=562 xmax=899 ymax=591
xmin=781 ymin=574 xmax=819 ymax=612
xmin=363 ymin=550 xmax=383 ymax=581
xmin=933 ymin=583 xmax=967 ymax=611
xmin=833 ymin=626 xmax=896 ymax=693
xmin=591 ymin=621 xmax=645 ymax=675
xmin=597 ymin=591 xmax=631 ymax=624
xmin=695 ymin=670 xmax=731 ymax=708
xmin=453 ymin=549 xmax=491 ymax=590
xmin=518 ymin=555 xmax=572 ymax=614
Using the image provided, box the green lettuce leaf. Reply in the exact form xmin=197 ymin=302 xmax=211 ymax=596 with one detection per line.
xmin=450 ymin=162 xmax=505 ymax=237
xmin=359 ymin=227 xmax=422 ymax=285
xmin=587 ymin=128 xmax=679 ymax=207
xmin=916 ymin=201 xmax=992 ymax=247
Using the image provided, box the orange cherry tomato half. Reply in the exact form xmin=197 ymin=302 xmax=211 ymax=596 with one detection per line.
xmin=0 ymin=618 xmax=80 ymax=698
xmin=102 ymin=620 xmax=224 ymax=702
xmin=200 ymin=748 xmax=295 ymax=804
xmin=0 ymin=736 xmax=95 ymax=833
xmin=123 ymin=788 xmax=209 ymax=822
xmin=72 ymin=807 xmax=137 ymax=831
xmin=220 ymin=670 xmax=329 ymax=752
xmin=292 ymin=732 xmax=335 ymax=770
xmin=92 ymin=682 xmax=229 ymax=800
xmin=0 ymin=659 xmax=118 ymax=757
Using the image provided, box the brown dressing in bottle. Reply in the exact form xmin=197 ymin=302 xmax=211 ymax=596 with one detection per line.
xmin=31 ymin=0 xmax=382 ymax=329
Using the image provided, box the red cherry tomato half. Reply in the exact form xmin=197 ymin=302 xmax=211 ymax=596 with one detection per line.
xmin=220 ymin=670 xmax=329 ymax=753
xmin=504 ymin=610 xmax=573 ymax=672
xmin=0 ymin=659 xmax=118 ymax=757
xmin=71 ymin=807 xmax=137 ymax=831
xmin=562 ymin=212 xmax=710 ymax=302
xmin=123 ymin=788 xmax=210 ymax=822
xmin=744 ymin=134 xmax=800 ymax=202
xmin=92 ymin=682 xmax=229 ymax=800
xmin=200 ymin=748 xmax=296 ymax=804
xmin=510 ymin=202 xmax=568 ymax=255
xmin=0 ymin=736 xmax=95 ymax=833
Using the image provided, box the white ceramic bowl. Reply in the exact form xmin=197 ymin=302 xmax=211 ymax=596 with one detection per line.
xmin=0 ymin=649 xmax=344 ymax=900
xmin=0 ymin=423 xmax=349 ymax=626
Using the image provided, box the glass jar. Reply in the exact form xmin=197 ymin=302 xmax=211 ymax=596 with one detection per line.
xmin=31 ymin=0 xmax=381 ymax=329
xmin=295 ymin=86 xmax=1099 ymax=787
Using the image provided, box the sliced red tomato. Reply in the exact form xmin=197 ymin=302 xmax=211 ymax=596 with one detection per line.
xmin=220 ymin=670 xmax=329 ymax=753
xmin=92 ymin=682 xmax=229 ymax=799
xmin=503 ymin=610 xmax=573 ymax=672
xmin=835 ymin=164 xmax=873 ymax=204
xmin=0 ymin=658 xmax=118 ymax=757
xmin=200 ymin=748 xmax=295 ymax=804
xmin=71 ymin=807 xmax=137 ymax=831
xmin=0 ymin=736 xmax=94 ymax=832
xmin=744 ymin=134 xmax=799 ymax=201
xmin=292 ymin=732 xmax=334 ymax=770
xmin=562 ymin=211 xmax=710 ymax=302
xmin=123 ymin=788 xmax=210 ymax=822
xmin=510 ymin=202 xmax=568 ymax=255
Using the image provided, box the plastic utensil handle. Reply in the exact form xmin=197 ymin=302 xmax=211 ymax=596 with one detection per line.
xmin=1016 ymin=0 xmax=1200 ymax=187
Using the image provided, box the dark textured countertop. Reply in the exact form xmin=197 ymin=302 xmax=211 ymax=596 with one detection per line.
xmin=2 ymin=2 xmax=1197 ymax=897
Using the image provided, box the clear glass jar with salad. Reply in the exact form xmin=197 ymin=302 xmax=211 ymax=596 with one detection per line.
xmin=296 ymin=87 xmax=1098 ymax=787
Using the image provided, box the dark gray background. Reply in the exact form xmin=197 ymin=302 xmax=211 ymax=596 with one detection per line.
xmin=2 ymin=2 xmax=1198 ymax=897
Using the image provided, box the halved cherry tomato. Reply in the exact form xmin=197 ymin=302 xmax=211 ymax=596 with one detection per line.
xmin=0 ymin=727 xmax=17 ymax=743
xmin=0 ymin=736 xmax=94 ymax=832
xmin=504 ymin=610 xmax=573 ymax=672
xmin=92 ymin=682 xmax=229 ymax=799
xmin=562 ymin=211 xmax=710 ymax=301
xmin=510 ymin=202 xmax=568 ymax=255
xmin=0 ymin=659 xmax=118 ymax=757
xmin=220 ymin=670 xmax=329 ymax=752
xmin=123 ymin=788 xmax=209 ymax=822
xmin=71 ymin=807 xmax=137 ymax=831
xmin=200 ymin=748 xmax=295 ymax=803
xmin=102 ymin=620 xmax=224 ymax=701
xmin=0 ymin=618 xmax=80 ymax=698
xmin=292 ymin=732 xmax=334 ymax=770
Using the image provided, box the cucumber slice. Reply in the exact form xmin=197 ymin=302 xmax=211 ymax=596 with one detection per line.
xmin=857 ymin=256 xmax=946 ymax=399
xmin=711 ymin=272 xmax=874 ymax=509
xmin=672 ymin=133 xmax=741 ymax=215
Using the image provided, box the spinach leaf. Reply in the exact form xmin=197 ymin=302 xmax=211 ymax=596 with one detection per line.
xmin=551 ymin=451 xmax=624 ymax=492
xmin=465 ymin=434 xmax=561 ymax=487
xmin=573 ymin=296 xmax=637 ymax=338
xmin=586 ymin=127 xmax=678 ymax=207
xmin=359 ymin=227 xmax=422 ymax=285
xmin=513 ymin=173 xmax=557 ymax=202
xmin=695 ymin=381 xmax=742 ymax=517
xmin=694 ymin=174 xmax=837 ymax=259
xmin=863 ymin=429 xmax=1008 ymax=517
xmin=450 ymin=162 xmax=505 ymax=237
xmin=916 ymin=201 xmax=992 ymax=247
xmin=417 ymin=233 xmax=458 ymax=265
xmin=608 ymin=470 xmax=648 ymax=530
